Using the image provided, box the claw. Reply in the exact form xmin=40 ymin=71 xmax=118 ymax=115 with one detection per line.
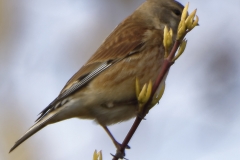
xmin=111 ymin=151 xmax=129 ymax=160
xmin=137 ymin=114 xmax=147 ymax=120
xmin=115 ymin=141 xmax=131 ymax=150
xmin=111 ymin=150 xmax=126 ymax=160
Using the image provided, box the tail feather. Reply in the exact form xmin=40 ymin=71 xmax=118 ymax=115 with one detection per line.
xmin=9 ymin=106 xmax=66 ymax=153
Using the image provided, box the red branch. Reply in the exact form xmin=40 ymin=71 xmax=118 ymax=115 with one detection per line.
xmin=112 ymin=40 xmax=181 ymax=160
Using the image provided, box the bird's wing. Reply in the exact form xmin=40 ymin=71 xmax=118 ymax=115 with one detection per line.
xmin=37 ymin=20 xmax=148 ymax=122
xmin=64 ymin=20 xmax=148 ymax=89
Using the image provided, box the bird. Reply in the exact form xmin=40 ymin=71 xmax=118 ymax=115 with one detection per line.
xmin=10 ymin=0 xmax=184 ymax=153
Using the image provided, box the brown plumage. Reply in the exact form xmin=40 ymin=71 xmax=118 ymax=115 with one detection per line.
xmin=10 ymin=0 xmax=184 ymax=153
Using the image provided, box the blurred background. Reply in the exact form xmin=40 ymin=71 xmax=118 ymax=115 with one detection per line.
xmin=1 ymin=0 xmax=240 ymax=159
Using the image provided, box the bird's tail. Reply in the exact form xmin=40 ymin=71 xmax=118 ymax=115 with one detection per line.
xmin=9 ymin=106 xmax=66 ymax=153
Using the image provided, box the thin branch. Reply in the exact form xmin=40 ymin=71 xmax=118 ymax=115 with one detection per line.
xmin=112 ymin=40 xmax=182 ymax=160
xmin=111 ymin=2 xmax=199 ymax=158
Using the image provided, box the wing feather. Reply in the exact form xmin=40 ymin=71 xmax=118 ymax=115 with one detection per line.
xmin=37 ymin=16 xmax=148 ymax=123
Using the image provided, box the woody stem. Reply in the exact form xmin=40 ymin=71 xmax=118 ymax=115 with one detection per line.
xmin=112 ymin=40 xmax=181 ymax=160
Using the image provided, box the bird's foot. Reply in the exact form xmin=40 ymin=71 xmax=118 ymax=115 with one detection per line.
xmin=114 ymin=141 xmax=130 ymax=150
xmin=137 ymin=113 xmax=146 ymax=120
xmin=111 ymin=150 xmax=128 ymax=160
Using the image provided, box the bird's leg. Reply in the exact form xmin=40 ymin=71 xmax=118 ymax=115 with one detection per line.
xmin=101 ymin=125 xmax=130 ymax=150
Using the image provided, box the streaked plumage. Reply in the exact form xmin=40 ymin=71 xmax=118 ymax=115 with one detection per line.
xmin=10 ymin=0 xmax=184 ymax=152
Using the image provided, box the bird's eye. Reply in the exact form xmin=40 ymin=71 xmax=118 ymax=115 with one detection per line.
xmin=173 ymin=9 xmax=181 ymax=16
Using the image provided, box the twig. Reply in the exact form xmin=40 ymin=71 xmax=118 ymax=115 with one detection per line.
xmin=111 ymin=2 xmax=199 ymax=159
xmin=112 ymin=40 xmax=181 ymax=160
